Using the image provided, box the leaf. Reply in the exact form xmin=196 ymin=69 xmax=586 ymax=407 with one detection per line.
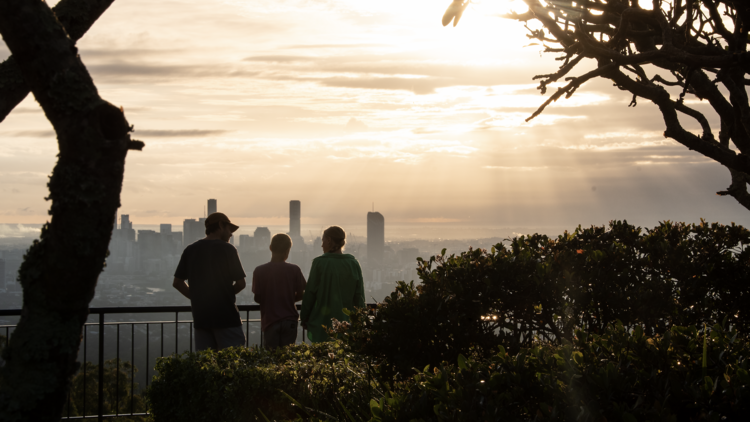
xmin=703 ymin=323 xmax=708 ymax=377
xmin=338 ymin=397 xmax=358 ymax=422
xmin=442 ymin=1 xmax=467 ymax=27
xmin=457 ymin=353 xmax=468 ymax=370
xmin=370 ymin=399 xmax=382 ymax=418
xmin=572 ymin=351 xmax=583 ymax=365
xmin=442 ymin=1 xmax=458 ymax=26
xmin=257 ymin=408 xmax=272 ymax=422
xmin=633 ymin=325 xmax=643 ymax=339
xmin=280 ymin=390 xmax=311 ymax=418
xmin=453 ymin=1 xmax=469 ymax=27
xmin=622 ymin=412 xmax=637 ymax=422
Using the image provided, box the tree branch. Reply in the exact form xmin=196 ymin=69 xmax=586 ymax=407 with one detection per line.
xmin=527 ymin=63 xmax=619 ymax=122
xmin=0 ymin=0 xmax=114 ymax=123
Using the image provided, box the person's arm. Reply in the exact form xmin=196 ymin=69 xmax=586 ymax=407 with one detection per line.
xmin=173 ymin=277 xmax=190 ymax=299
xmin=233 ymin=278 xmax=246 ymax=294
xmin=252 ymin=271 xmax=262 ymax=304
xmin=294 ymin=269 xmax=306 ymax=302
xmin=354 ymin=262 xmax=365 ymax=309
xmin=300 ymin=263 xmax=318 ymax=329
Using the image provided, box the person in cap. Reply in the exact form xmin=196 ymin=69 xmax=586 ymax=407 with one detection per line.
xmin=173 ymin=212 xmax=247 ymax=351
xmin=252 ymin=233 xmax=306 ymax=350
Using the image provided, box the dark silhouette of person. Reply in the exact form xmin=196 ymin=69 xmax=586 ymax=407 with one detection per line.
xmin=252 ymin=233 xmax=306 ymax=350
xmin=173 ymin=212 xmax=246 ymax=351
xmin=300 ymin=226 xmax=365 ymax=342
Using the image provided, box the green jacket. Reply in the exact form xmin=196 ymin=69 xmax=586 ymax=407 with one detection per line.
xmin=300 ymin=253 xmax=365 ymax=342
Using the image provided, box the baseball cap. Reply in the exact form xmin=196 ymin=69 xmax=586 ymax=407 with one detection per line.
xmin=205 ymin=212 xmax=239 ymax=233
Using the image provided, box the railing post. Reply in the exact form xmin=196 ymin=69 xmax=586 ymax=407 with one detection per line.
xmin=98 ymin=312 xmax=104 ymax=422
xmin=175 ymin=311 xmax=178 ymax=355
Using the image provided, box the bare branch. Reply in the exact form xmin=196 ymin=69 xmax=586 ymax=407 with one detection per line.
xmin=526 ymin=63 xmax=619 ymax=122
xmin=0 ymin=0 xmax=115 ymax=123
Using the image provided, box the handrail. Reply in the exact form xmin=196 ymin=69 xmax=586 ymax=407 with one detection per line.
xmin=0 ymin=304 xmax=266 ymax=316
xmin=0 ymin=303 xmax=377 ymax=421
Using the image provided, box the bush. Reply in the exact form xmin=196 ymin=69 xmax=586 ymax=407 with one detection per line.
xmin=146 ymin=221 xmax=750 ymax=421
xmin=342 ymin=221 xmax=750 ymax=378
xmin=371 ymin=322 xmax=750 ymax=422
xmin=145 ymin=341 xmax=375 ymax=422
xmin=62 ymin=359 xmax=146 ymax=419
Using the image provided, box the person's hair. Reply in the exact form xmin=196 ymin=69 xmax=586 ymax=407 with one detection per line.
xmin=205 ymin=222 xmax=221 ymax=235
xmin=270 ymin=233 xmax=293 ymax=254
xmin=323 ymin=226 xmax=346 ymax=252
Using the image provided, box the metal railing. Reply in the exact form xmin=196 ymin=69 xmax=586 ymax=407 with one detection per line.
xmin=0 ymin=304 xmax=314 ymax=421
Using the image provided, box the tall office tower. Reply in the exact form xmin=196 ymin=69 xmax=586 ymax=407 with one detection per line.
xmin=289 ymin=200 xmax=301 ymax=238
xmin=160 ymin=224 xmax=172 ymax=234
xmin=121 ymin=215 xmax=136 ymax=241
xmin=0 ymin=258 xmax=5 ymax=290
xmin=367 ymin=211 xmax=385 ymax=266
xmin=208 ymin=199 xmax=217 ymax=216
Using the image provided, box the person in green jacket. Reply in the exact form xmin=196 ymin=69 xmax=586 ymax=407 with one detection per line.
xmin=300 ymin=226 xmax=365 ymax=342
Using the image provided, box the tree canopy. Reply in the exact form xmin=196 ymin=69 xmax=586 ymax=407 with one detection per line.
xmin=445 ymin=0 xmax=750 ymax=211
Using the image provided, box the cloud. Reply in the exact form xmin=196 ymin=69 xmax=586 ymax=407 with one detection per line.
xmin=133 ymin=129 xmax=229 ymax=137
xmin=345 ymin=118 xmax=368 ymax=132
xmin=320 ymin=76 xmax=446 ymax=95
xmin=4 ymin=131 xmax=55 ymax=138
xmin=243 ymin=55 xmax=314 ymax=62
xmin=281 ymin=43 xmax=387 ymax=49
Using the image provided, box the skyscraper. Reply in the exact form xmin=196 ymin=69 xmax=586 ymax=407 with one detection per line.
xmin=207 ymin=199 xmax=217 ymax=216
xmin=160 ymin=224 xmax=172 ymax=234
xmin=0 ymin=258 xmax=5 ymax=290
xmin=289 ymin=200 xmax=301 ymax=238
xmin=367 ymin=211 xmax=385 ymax=265
xmin=121 ymin=215 xmax=136 ymax=242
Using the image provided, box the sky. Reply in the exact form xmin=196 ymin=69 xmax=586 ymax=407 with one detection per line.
xmin=1 ymin=0 xmax=749 ymax=239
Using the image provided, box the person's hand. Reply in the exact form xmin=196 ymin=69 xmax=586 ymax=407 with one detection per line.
xmin=300 ymin=321 xmax=307 ymax=330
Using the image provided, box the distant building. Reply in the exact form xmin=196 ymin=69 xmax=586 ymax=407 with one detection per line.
xmin=183 ymin=218 xmax=206 ymax=247
xmin=160 ymin=224 xmax=172 ymax=234
xmin=367 ymin=211 xmax=385 ymax=265
xmin=312 ymin=236 xmax=322 ymax=257
xmin=238 ymin=234 xmax=253 ymax=251
xmin=289 ymin=200 xmax=301 ymax=238
xmin=254 ymin=227 xmax=271 ymax=248
xmin=398 ymin=247 xmax=420 ymax=266
xmin=120 ymin=215 xmax=136 ymax=242
xmin=0 ymin=258 xmax=5 ymax=290
xmin=208 ymin=199 xmax=217 ymax=216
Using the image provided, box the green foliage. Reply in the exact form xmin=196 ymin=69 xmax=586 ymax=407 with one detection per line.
xmin=145 ymin=341 xmax=376 ymax=422
xmin=371 ymin=322 xmax=750 ymax=422
xmin=62 ymin=359 xmax=146 ymax=419
xmin=146 ymin=221 xmax=750 ymax=421
xmin=341 ymin=221 xmax=750 ymax=378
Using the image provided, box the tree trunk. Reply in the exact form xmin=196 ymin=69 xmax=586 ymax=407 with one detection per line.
xmin=0 ymin=0 xmax=114 ymax=123
xmin=0 ymin=0 xmax=142 ymax=420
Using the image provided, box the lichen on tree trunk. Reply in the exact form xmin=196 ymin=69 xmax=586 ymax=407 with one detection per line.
xmin=0 ymin=0 xmax=142 ymax=420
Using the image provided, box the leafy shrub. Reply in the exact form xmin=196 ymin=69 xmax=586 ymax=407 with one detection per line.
xmin=61 ymin=359 xmax=146 ymax=420
xmin=145 ymin=341 xmax=375 ymax=422
xmin=341 ymin=221 xmax=750 ymax=378
xmin=371 ymin=322 xmax=750 ymax=422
